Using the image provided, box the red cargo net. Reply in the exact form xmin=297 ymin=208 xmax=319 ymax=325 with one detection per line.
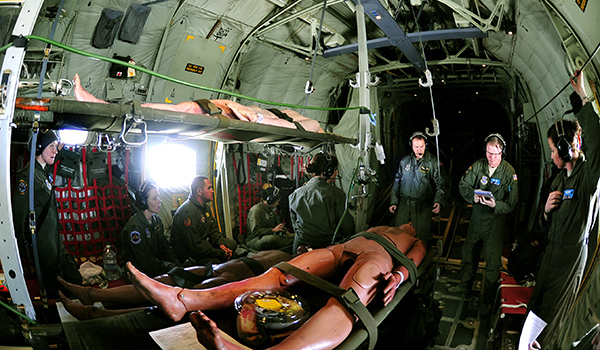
xmin=55 ymin=148 xmax=132 ymax=263
xmin=232 ymin=153 xmax=262 ymax=240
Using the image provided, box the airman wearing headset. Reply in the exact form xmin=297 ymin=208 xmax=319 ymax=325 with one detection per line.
xmin=289 ymin=152 xmax=355 ymax=252
xmin=121 ymin=181 xmax=181 ymax=277
xmin=451 ymin=132 xmax=519 ymax=317
xmin=389 ymin=131 xmax=449 ymax=243
xmin=526 ymin=70 xmax=600 ymax=348
xmin=245 ymin=184 xmax=294 ymax=253
xmin=12 ymin=130 xmax=81 ymax=298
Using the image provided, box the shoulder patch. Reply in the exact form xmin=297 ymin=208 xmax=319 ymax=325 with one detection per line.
xmin=18 ymin=179 xmax=28 ymax=195
xmin=130 ymin=231 xmax=142 ymax=244
xmin=513 ymin=174 xmax=518 ymax=181
xmin=184 ymin=217 xmax=192 ymax=227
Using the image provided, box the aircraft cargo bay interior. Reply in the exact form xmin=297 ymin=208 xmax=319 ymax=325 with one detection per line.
xmin=1 ymin=0 xmax=599 ymax=349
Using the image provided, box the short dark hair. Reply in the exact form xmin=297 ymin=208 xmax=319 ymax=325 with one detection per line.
xmin=547 ymin=119 xmax=581 ymax=152
xmin=306 ymin=153 xmax=338 ymax=176
xmin=190 ymin=175 xmax=209 ymax=194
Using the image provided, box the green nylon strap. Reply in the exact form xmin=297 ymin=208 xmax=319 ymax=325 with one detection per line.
xmin=194 ymin=99 xmax=222 ymax=115
xmin=273 ymin=262 xmax=378 ymax=350
xmin=167 ymin=263 xmax=213 ymax=288
xmin=349 ymin=231 xmax=418 ymax=285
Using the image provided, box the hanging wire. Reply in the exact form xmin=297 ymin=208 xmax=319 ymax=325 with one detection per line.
xmin=409 ymin=4 xmax=445 ymax=290
xmin=523 ymin=40 xmax=600 ymax=125
xmin=303 ymin=0 xmax=328 ymax=112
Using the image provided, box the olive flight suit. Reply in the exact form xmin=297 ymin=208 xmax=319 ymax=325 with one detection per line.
xmin=246 ymin=201 xmax=293 ymax=252
xmin=12 ymin=161 xmax=79 ymax=298
xmin=458 ymin=158 xmax=518 ymax=302
xmin=528 ymin=102 xmax=600 ymax=347
xmin=121 ymin=209 xmax=180 ymax=277
xmin=171 ymin=196 xmax=237 ymax=265
xmin=289 ymin=177 xmax=355 ymax=252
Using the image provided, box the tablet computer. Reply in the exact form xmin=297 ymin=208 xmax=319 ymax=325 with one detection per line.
xmin=474 ymin=190 xmax=494 ymax=200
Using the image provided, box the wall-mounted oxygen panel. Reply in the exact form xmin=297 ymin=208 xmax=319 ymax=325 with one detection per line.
xmin=161 ymin=36 xmax=225 ymax=104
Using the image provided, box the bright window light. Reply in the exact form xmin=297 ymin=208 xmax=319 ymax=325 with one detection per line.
xmin=59 ymin=129 xmax=89 ymax=145
xmin=147 ymin=143 xmax=196 ymax=189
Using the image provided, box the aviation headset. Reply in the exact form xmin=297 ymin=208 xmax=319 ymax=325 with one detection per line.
xmin=322 ymin=153 xmax=337 ymax=179
xmin=35 ymin=130 xmax=60 ymax=156
xmin=484 ymin=133 xmax=506 ymax=154
xmin=262 ymin=184 xmax=281 ymax=205
xmin=136 ymin=181 xmax=156 ymax=210
xmin=408 ymin=131 xmax=428 ymax=147
xmin=554 ymin=119 xmax=573 ymax=162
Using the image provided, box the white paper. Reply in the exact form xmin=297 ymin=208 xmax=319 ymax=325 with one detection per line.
xmin=149 ymin=322 xmax=251 ymax=350
xmin=519 ymin=311 xmax=547 ymax=350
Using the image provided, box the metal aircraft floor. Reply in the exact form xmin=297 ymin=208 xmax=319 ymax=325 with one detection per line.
xmin=426 ymin=202 xmax=523 ymax=350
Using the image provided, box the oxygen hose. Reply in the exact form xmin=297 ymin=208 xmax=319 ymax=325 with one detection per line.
xmin=0 ymin=299 xmax=36 ymax=325
xmin=1 ymin=35 xmax=369 ymax=113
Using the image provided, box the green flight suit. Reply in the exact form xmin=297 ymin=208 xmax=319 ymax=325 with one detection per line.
xmin=246 ymin=201 xmax=293 ymax=252
xmin=121 ymin=209 xmax=180 ymax=277
xmin=289 ymin=177 xmax=355 ymax=252
xmin=528 ymin=102 xmax=600 ymax=348
xmin=390 ymin=150 xmax=449 ymax=242
xmin=170 ymin=196 xmax=237 ymax=265
xmin=458 ymin=157 xmax=518 ymax=301
xmin=12 ymin=160 xmax=78 ymax=298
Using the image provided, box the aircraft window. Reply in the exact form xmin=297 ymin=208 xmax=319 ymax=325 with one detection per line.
xmin=147 ymin=143 xmax=196 ymax=189
xmin=59 ymin=129 xmax=89 ymax=145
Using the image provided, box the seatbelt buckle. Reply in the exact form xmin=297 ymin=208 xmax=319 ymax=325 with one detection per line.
xmin=340 ymin=287 xmax=360 ymax=305
xmin=196 ymin=99 xmax=222 ymax=115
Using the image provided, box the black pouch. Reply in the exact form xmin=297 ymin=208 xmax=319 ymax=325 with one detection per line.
xmin=86 ymin=151 xmax=107 ymax=182
xmin=109 ymin=54 xmax=132 ymax=78
xmin=56 ymin=148 xmax=81 ymax=179
xmin=119 ymin=3 xmax=151 ymax=44
xmin=92 ymin=8 xmax=124 ymax=48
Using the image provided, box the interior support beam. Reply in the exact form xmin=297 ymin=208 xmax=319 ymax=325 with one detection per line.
xmin=0 ymin=0 xmax=46 ymax=322
xmin=255 ymin=0 xmax=345 ymax=37
xmin=351 ymin=0 xmax=426 ymax=72
xmin=323 ymin=27 xmax=487 ymax=57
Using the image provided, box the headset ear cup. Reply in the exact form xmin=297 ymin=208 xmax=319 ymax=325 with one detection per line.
xmin=557 ymin=137 xmax=573 ymax=162
xmin=264 ymin=186 xmax=279 ymax=205
xmin=323 ymin=162 xmax=335 ymax=178
xmin=136 ymin=182 xmax=150 ymax=210
xmin=554 ymin=119 xmax=573 ymax=162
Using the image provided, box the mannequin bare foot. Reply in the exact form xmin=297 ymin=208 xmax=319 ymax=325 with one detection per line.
xmin=57 ymin=276 xmax=94 ymax=305
xmin=127 ymin=262 xmax=188 ymax=321
xmin=191 ymin=311 xmax=238 ymax=350
xmin=58 ymin=291 xmax=95 ymax=320
xmin=72 ymin=73 xmax=107 ymax=104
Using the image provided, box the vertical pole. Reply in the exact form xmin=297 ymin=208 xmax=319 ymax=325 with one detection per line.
xmin=354 ymin=1 xmax=371 ymax=231
xmin=217 ymin=143 xmax=233 ymax=238
xmin=0 ymin=0 xmax=46 ymax=321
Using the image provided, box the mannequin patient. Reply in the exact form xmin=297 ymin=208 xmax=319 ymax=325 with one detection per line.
xmin=127 ymin=224 xmax=426 ymax=350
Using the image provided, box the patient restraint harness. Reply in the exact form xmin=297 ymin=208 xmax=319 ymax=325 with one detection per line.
xmin=273 ymin=231 xmax=418 ymax=350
